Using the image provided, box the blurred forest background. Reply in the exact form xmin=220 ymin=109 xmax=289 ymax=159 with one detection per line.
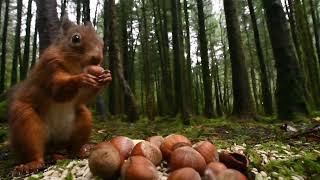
xmin=0 ymin=0 xmax=320 ymax=123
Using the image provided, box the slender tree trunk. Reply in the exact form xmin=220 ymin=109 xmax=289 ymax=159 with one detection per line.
xmin=83 ymin=0 xmax=90 ymax=22
xmin=244 ymin=24 xmax=260 ymax=111
xmin=171 ymin=0 xmax=190 ymax=124
xmin=106 ymin=0 xmax=139 ymax=121
xmin=76 ymin=0 xmax=81 ymax=24
xmin=141 ymin=0 xmax=155 ymax=121
xmin=60 ymin=0 xmax=67 ymax=19
xmin=0 ymin=0 xmax=10 ymax=93
xmin=197 ymin=0 xmax=214 ymax=118
xmin=159 ymin=0 xmax=175 ymax=115
xmin=183 ymin=0 xmax=194 ymax=112
xmin=211 ymin=47 xmax=223 ymax=116
xmin=31 ymin=18 xmax=38 ymax=69
xmin=36 ymin=0 xmax=60 ymax=54
xmin=247 ymin=0 xmax=273 ymax=115
xmin=223 ymin=0 xmax=255 ymax=119
xmin=11 ymin=0 xmax=23 ymax=86
xmin=262 ymin=0 xmax=308 ymax=119
xmin=21 ymin=0 xmax=33 ymax=80
xmin=295 ymin=0 xmax=320 ymax=107
xmin=309 ymin=0 xmax=320 ymax=62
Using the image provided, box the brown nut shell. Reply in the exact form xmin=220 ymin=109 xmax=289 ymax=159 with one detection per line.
xmin=84 ymin=65 xmax=104 ymax=77
xmin=168 ymin=167 xmax=201 ymax=180
xmin=146 ymin=135 xmax=164 ymax=148
xmin=194 ymin=141 xmax=219 ymax=164
xmin=170 ymin=146 xmax=206 ymax=174
xmin=219 ymin=151 xmax=249 ymax=174
xmin=131 ymin=141 xmax=163 ymax=166
xmin=203 ymin=162 xmax=227 ymax=180
xmin=160 ymin=134 xmax=192 ymax=160
xmin=88 ymin=143 xmax=121 ymax=179
xmin=121 ymin=156 xmax=159 ymax=180
xmin=216 ymin=169 xmax=247 ymax=180
xmin=110 ymin=136 xmax=134 ymax=159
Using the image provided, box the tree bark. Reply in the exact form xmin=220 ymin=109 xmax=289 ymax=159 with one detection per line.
xmin=247 ymin=0 xmax=273 ymax=115
xmin=141 ymin=0 xmax=155 ymax=121
xmin=36 ymin=0 xmax=60 ymax=54
xmin=105 ymin=0 xmax=139 ymax=121
xmin=262 ymin=0 xmax=308 ymax=119
xmin=11 ymin=0 xmax=23 ymax=86
xmin=76 ymin=0 xmax=81 ymax=24
xmin=171 ymin=0 xmax=190 ymax=124
xmin=21 ymin=0 xmax=33 ymax=80
xmin=0 ymin=0 xmax=10 ymax=94
xmin=197 ymin=0 xmax=214 ymax=118
xmin=223 ymin=0 xmax=255 ymax=119
xmin=31 ymin=17 xmax=38 ymax=69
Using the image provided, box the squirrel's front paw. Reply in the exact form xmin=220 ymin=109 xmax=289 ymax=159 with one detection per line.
xmin=98 ymin=70 xmax=112 ymax=85
xmin=75 ymin=73 xmax=99 ymax=88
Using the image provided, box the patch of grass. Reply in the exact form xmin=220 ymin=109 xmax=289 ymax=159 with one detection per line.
xmin=263 ymin=152 xmax=320 ymax=178
xmin=0 ymin=101 xmax=7 ymax=122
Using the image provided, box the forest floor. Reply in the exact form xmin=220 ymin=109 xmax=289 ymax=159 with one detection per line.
xmin=0 ymin=115 xmax=319 ymax=180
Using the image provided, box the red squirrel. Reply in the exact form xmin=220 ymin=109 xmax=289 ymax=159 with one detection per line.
xmin=8 ymin=17 xmax=112 ymax=174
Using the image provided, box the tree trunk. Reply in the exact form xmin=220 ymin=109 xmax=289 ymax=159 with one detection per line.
xmin=197 ymin=0 xmax=214 ymax=118
xmin=183 ymin=0 xmax=194 ymax=112
xmin=223 ymin=0 xmax=255 ymax=119
xmin=309 ymin=0 xmax=320 ymax=63
xmin=247 ymin=0 xmax=273 ymax=115
xmin=0 ymin=0 xmax=10 ymax=94
xmin=171 ymin=0 xmax=190 ymax=124
xmin=294 ymin=0 xmax=320 ymax=108
xmin=262 ymin=0 xmax=308 ymax=119
xmin=31 ymin=18 xmax=38 ymax=69
xmin=21 ymin=0 xmax=33 ymax=80
xmin=159 ymin=0 xmax=175 ymax=115
xmin=11 ymin=0 xmax=23 ymax=86
xmin=36 ymin=0 xmax=60 ymax=54
xmin=105 ymin=0 xmax=139 ymax=121
xmin=141 ymin=0 xmax=155 ymax=121
xmin=76 ymin=0 xmax=81 ymax=24
xmin=83 ymin=0 xmax=90 ymax=22
xmin=60 ymin=0 xmax=67 ymax=19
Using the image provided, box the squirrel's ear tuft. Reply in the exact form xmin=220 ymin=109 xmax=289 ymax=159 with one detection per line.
xmin=61 ymin=15 xmax=75 ymax=33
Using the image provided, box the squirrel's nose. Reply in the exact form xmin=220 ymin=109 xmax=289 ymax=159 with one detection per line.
xmin=91 ymin=54 xmax=102 ymax=65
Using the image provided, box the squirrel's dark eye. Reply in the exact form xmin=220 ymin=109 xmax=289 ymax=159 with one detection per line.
xmin=71 ymin=34 xmax=81 ymax=45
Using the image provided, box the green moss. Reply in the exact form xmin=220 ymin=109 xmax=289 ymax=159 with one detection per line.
xmin=263 ymin=152 xmax=320 ymax=178
xmin=0 ymin=101 xmax=8 ymax=122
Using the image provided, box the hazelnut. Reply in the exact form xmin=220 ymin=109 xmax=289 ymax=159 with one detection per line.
xmin=168 ymin=167 xmax=201 ymax=180
xmin=78 ymin=143 xmax=97 ymax=158
xmin=146 ymin=135 xmax=164 ymax=148
xmin=88 ymin=143 xmax=121 ymax=179
xmin=203 ymin=162 xmax=227 ymax=180
xmin=216 ymin=169 xmax=247 ymax=180
xmin=219 ymin=151 xmax=249 ymax=173
xmin=170 ymin=146 xmax=206 ymax=174
xmin=131 ymin=141 xmax=163 ymax=166
xmin=110 ymin=136 xmax=134 ymax=159
xmin=160 ymin=134 xmax=192 ymax=160
xmin=121 ymin=156 xmax=159 ymax=180
xmin=84 ymin=65 xmax=104 ymax=77
xmin=193 ymin=141 xmax=219 ymax=163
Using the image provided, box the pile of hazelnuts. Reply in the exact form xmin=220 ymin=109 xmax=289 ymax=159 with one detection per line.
xmin=88 ymin=134 xmax=248 ymax=180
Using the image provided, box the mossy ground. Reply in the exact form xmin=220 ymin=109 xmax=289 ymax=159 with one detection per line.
xmin=0 ymin=115 xmax=319 ymax=179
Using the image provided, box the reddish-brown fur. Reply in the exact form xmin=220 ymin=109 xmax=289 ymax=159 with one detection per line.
xmin=9 ymin=18 xmax=111 ymax=174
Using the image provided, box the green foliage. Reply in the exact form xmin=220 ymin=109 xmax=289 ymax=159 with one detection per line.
xmin=0 ymin=101 xmax=7 ymax=122
xmin=264 ymin=152 xmax=320 ymax=178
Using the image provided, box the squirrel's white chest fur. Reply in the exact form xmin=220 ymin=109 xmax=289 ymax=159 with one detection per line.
xmin=44 ymin=101 xmax=76 ymax=143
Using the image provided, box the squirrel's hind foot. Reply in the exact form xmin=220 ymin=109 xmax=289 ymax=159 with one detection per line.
xmin=12 ymin=160 xmax=44 ymax=176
